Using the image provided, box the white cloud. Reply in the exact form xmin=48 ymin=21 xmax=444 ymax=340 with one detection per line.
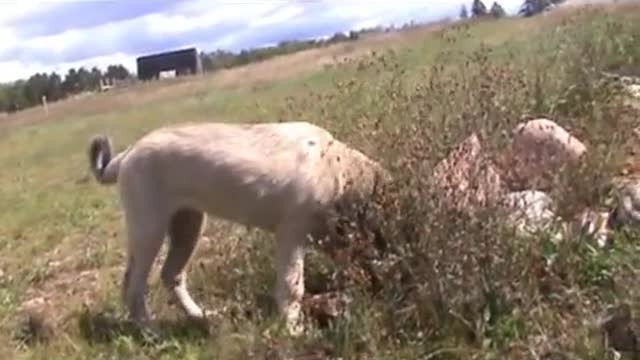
xmin=56 ymin=52 xmax=138 ymax=77
xmin=146 ymin=2 xmax=282 ymax=35
xmin=248 ymin=4 xmax=306 ymax=28
xmin=561 ymin=0 xmax=616 ymax=5
xmin=0 ymin=52 xmax=138 ymax=82
xmin=0 ymin=2 xmax=46 ymax=51
xmin=350 ymin=18 xmax=385 ymax=31
xmin=0 ymin=61 xmax=50 ymax=82
xmin=0 ymin=2 xmax=48 ymax=25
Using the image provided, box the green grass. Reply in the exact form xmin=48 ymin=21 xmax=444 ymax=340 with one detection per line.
xmin=2 ymin=3 xmax=640 ymax=359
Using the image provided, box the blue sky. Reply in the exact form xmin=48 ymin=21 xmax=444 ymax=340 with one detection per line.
xmin=0 ymin=0 xmax=530 ymax=83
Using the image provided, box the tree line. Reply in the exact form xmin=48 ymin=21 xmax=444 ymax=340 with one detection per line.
xmin=1 ymin=0 xmax=567 ymax=114
xmin=460 ymin=0 xmax=566 ymax=19
xmin=199 ymin=29 xmax=366 ymax=73
xmin=0 ymin=64 xmax=130 ymax=113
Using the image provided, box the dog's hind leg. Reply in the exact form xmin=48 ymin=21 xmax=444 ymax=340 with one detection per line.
xmin=122 ymin=209 xmax=168 ymax=325
xmin=161 ymin=208 xmax=207 ymax=319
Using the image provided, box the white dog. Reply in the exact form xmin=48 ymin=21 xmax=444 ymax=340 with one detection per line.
xmin=87 ymin=121 xmax=388 ymax=334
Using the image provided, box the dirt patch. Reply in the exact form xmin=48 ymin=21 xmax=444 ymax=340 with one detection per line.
xmin=19 ymin=266 xmax=121 ymax=329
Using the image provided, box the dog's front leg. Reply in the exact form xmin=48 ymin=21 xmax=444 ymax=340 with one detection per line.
xmin=274 ymin=219 xmax=307 ymax=336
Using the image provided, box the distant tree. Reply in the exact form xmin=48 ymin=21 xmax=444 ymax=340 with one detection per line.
xmin=7 ymin=80 xmax=27 ymax=112
xmin=105 ymin=64 xmax=130 ymax=80
xmin=23 ymin=73 xmax=49 ymax=105
xmin=206 ymin=49 xmax=236 ymax=70
xmin=75 ymin=67 xmax=94 ymax=91
xmin=62 ymin=68 xmax=80 ymax=94
xmin=472 ymin=0 xmax=488 ymax=17
xmin=200 ymin=54 xmax=213 ymax=72
xmin=490 ymin=2 xmax=507 ymax=18
xmin=0 ymin=86 xmax=8 ymax=112
xmin=519 ymin=0 xmax=565 ymax=17
xmin=7 ymin=101 xmax=18 ymax=113
xmin=328 ymin=32 xmax=349 ymax=44
xmin=519 ymin=0 xmax=545 ymax=16
xmin=460 ymin=4 xmax=469 ymax=19
xmin=89 ymin=67 xmax=103 ymax=89
xmin=236 ymin=49 xmax=251 ymax=66
xmin=47 ymin=72 xmax=63 ymax=101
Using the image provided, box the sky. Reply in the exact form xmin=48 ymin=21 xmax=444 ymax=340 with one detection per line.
xmin=0 ymin=0 xmax=529 ymax=84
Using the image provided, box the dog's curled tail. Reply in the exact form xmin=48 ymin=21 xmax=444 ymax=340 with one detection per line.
xmin=88 ymin=134 xmax=124 ymax=185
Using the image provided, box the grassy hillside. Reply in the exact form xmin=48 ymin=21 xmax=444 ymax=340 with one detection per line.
xmin=1 ymin=3 xmax=640 ymax=359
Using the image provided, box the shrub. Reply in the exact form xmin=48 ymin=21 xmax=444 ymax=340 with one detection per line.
xmin=278 ymin=5 xmax=640 ymax=358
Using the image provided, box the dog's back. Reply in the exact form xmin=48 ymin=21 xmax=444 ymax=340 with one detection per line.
xmin=117 ymin=121 xmax=341 ymax=231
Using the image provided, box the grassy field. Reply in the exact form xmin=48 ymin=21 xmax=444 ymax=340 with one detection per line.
xmin=2 ymin=3 xmax=640 ymax=359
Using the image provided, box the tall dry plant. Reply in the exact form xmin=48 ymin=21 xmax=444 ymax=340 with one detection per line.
xmin=277 ymin=6 xmax=640 ymax=358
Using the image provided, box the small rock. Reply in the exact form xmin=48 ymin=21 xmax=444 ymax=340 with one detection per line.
xmin=500 ymin=191 xmax=612 ymax=245
xmin=501 ymin=190 xmax=557 ymax=237
xmin=610 ymin=178 xmax=640 ymax=229
xmin=514 ymin=118 xmax=587 ymax=159
xmin=431 ymin=133 xmax=504 ymax=212
xmin=628 ymin=84 xmax=640 ymax=99
xmin=502 ymin=118 xmax=586 ymax=190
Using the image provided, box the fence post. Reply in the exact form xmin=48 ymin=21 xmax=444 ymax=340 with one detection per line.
xmin=42 ymin=95 xmax=48 ymax=116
